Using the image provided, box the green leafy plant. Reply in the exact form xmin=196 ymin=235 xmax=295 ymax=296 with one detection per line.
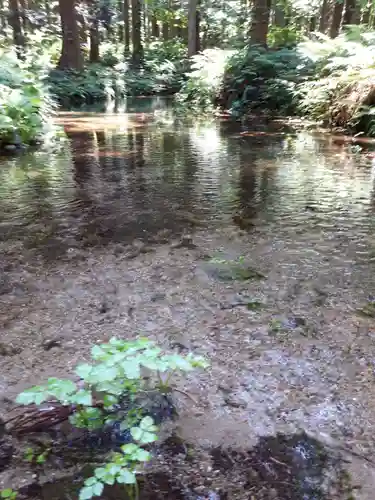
xmin=0 ymin=49 xmax=56 ymax=149
xmin=24 ymin=446 xmax=50 ymax=465
xmin=0 ymin=490 xmax=17 ymax=500
xmin=16 ymin=337 xmax=209 ymax=499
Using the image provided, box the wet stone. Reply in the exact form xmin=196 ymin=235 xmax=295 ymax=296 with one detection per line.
xmin=42 ymin=338 xmax=62 ymax=350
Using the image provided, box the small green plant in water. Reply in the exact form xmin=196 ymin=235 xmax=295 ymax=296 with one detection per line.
xmin=0 ymin=490 xmax=17 ymax=500
xmin=24 ymin=446 xmax=50 ymax=465
xmin=16 ymin=337 xmax=209 ymax=500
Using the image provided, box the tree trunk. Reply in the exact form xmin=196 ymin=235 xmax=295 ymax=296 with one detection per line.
xmin=124 ymin=0 xmax=130 ymax=55
xmin=188 ymin=0 xmax=199 ymax=57
xmin=151 ymin=15 xmax=159 ymax=37
xmin=162 ymin=22 xmax=169 ymax=40
xmin=9 ymin=0 xmax=25 ymax=57
xmin=131 ymin=0 xmax=143 ymax=67
xmin=342 ymin=0 xmax=357 ymax=24
xmin=19 ymin=0 xmax=28 ymax=32
xmin=118 ymin=0 xmax=124 ymax=41
xmin=329 ymin=0 xmax=344 ymax=38
xmin=319 ymin=0 xmax=330 ymax=32
xmin=309 ymin=16 xmax=317 ymax=30
xmin=273 ymin=6 xmax=286 ymax=27
xmin=249 ymin=0 xmax=271 ymax=46
xmin=0 ymin=0 xmax=8 ymax=35
xmin=89 ymin=18 xmax=100 ymax=63
xmin=58 ymin=0 xmax=83 ymax=70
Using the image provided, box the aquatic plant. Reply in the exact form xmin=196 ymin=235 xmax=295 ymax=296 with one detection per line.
xmin=16 ymin=337 xmax=209 ymax=499
xmin=0 ymin=490 xmax=17 ymax=500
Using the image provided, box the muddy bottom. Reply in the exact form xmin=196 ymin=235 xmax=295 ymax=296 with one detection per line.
xmin=0 ymin=431 xmax=358 ymax=499
xmin=1 ymin=103 xmax=375 ymax=498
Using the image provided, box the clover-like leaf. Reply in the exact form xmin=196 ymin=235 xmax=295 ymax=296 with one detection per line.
xmin=71 ymin=389 xmax=92 ymax=406
xmin=75 ymin=363 xmax=93 ymax=380
xmin=121 ymin=443 xmax=140 ymax=455
xmin=79 ymin=486 xmax=95 ymax=500
xmin=116 ymin=469 xmax=136 ymax=484
xmin=121 ymin=360 xmax=141 ymax=379
xmin=140 ymin=416 xmax=157 ymax=431
xmin=16 ymin=387 xmax=48 ymax=405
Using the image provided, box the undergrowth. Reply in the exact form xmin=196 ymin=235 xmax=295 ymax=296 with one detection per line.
xmin=0 ymin=50 xmax=56 ymax=150
xmin=178 ymin=27 xmax=375 ymax=136
xmin=16 ymin=337 xmax=209 ymax=500
xmin=49 ymin=41 xmax=188 ymax=106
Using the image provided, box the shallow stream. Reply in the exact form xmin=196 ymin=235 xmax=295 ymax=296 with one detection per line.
xmin=1 ymin=98 xmax=375 ymax=499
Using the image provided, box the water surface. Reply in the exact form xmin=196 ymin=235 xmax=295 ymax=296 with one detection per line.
xmin=1 ymin=98 xmax=374 ymax=261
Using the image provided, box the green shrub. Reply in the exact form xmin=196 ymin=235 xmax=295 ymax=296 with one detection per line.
xmin=17 ymin=337 xmax=209 ymax=500
xmin=268 ymin=26 xmax=304 ymax=48
xmin=0 ymin=50 xmax=55 ymax=149
xmin=221 ymin=45 xmax=313 ymax=117
xmin=175 ymin=49 xmax=234 ymax=112
xmin=48 ymin=65 xmax=119 ymax=106
xmin=297 ymin=31 xmax=375 ymax=133
xmin=48 ymin=40 xmax=187 ymax=105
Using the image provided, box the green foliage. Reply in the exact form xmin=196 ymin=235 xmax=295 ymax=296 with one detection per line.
xmin=0 ymin=490 xmax=17 ymax=500
xmin=176 ymin=49 xmax=234 ymax=112
xmin=48 ymin=65 xmax=118 ymax=106
xmin=79 ymin=419 xmax=155 ymax=499
xmin=17 ymin=337 xmax=208 ymax=500
xmin=268 ymin=26 xmax=304 ymax=48
xmin=0 ymin=50 xmax=56 ymax=149
xmin=297 ymin=31 xmax=375 ymax=134
xmin=24 ymin=446 xmax=50 ymax=465
xmin=222 ymin=45 xmax=313 ymax=117
xmin=48 ymin=41 xmax=187 ymax=105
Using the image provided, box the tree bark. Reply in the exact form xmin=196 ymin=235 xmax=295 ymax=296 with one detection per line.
xmin=319 ymin=0 xmax=330 ymax=32
xmin=151 ymin=15 xmax=159 ymax=37
xmin=0 ymin=0 xmax=8 ymax=35
xmin=118 ymin=0 xmax=124 ymax=41
xmin=329 ymin=0 xmax=344 ymax=38
xmin=89 ymin=18 xmax=100 ymax=63
xmin=249 ymin=0 xmax=271 ymax=46
xmin=342 ymin=0 xmax=357 ymax=24
xmin=9 ymin=0 xmax=26 ymax=57
xmin=162 ymin=22 xmax=169 ymax=40
xmin=131 ymin=0 xmax=143 ymax=67
xmin=273 ymin=6 xmax=286 ymax=27
xmin=58 ymin=0 xmax=83 ymax=70
xmin=188 ymin=0 xmax=199 ymax=57
xmin=124 ymin=0 xmax=130 ymax=54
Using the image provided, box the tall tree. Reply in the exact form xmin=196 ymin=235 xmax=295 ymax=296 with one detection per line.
xmin=342 ymin=0 xmax=358 ymax=24
xmin=329 ymin=0 xmax=344 ymax=37
xmin=9 ymin=0 xmax=25 ymax=57
xmin=319 ymin=0 xmax=330 ymax=32
xmin=89 ymin=16 xmax=100 ymax=62
xmin=249 ymin=0 xmax=271 ymax=45
xmin=124 ymin=0 xmax=130 ymax=54
xmin=188 ymin=0 xmax=200 ymax=56
xmin=131 ymin=0 xmax=143 ymax=67
xmin=58 ymin=0 xmax=83 ymax=70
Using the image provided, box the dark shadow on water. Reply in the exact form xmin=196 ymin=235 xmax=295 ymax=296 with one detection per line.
xmin=10 ymin=432 xmax=355 ymax=499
